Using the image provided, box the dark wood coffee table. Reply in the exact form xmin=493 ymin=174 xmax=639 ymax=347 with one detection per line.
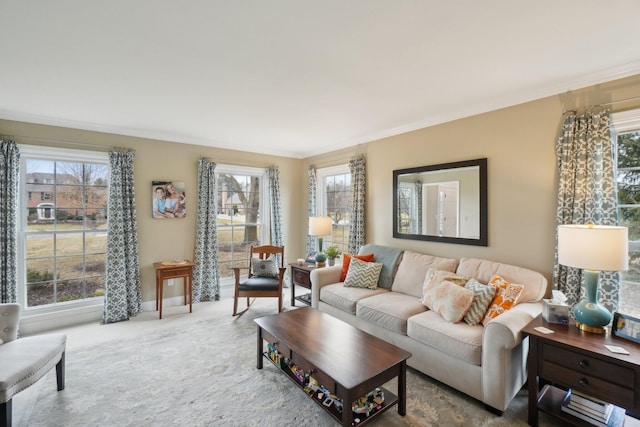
xmin=254 ymin=307 xmax=411 ymax=426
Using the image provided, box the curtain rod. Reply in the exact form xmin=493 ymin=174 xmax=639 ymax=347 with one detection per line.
xmin=601 ymin=95 xmax=640 ymax=107
xmin=3 ymin=134 xmax=130 ymax=152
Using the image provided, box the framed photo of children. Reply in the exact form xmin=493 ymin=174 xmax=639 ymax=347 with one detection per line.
xmin=152 ymin=181 xmax=186 ymax=218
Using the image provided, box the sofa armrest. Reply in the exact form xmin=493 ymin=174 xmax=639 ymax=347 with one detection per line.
xmin=481 ymin=301 xmax=542 ymax=411
xmin=310 ymin=266 xmax=342 ymax=308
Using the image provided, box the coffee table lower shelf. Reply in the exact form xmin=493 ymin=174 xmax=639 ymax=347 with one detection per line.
xmin=262 ymin=352 xmax=398 ymax=426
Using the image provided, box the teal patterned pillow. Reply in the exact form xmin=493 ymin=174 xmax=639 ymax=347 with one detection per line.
xmin=344 ymin=257 xmax=383 ymax=289
xmin=251 ymin=256 xmax=279 ymax=279
xmin=463 ymin=278 xmax=496 ymax=326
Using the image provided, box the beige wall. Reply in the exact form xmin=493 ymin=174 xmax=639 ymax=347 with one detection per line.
xmin=304 ymin=74 xmax=640 ymax=287
xmin=0 ymin=121 xmax=305 ymax=303
xmin=3 ymin=73 xmax=640 ymax=303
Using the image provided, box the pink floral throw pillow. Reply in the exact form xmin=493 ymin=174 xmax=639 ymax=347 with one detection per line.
xmin=422 ymin=279 xmax=475 ymax=323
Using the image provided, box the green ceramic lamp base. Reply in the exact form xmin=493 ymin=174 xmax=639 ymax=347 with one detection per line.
xmin=572 ymin=270 xmax=611 ymax=334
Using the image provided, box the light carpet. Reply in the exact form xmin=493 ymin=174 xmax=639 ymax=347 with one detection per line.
xmin=17 ymin=297 xmax=565 ymax=426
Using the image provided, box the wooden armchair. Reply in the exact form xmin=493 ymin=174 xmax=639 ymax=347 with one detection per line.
xmin=233 ymin=245 xmax=286 ymax=316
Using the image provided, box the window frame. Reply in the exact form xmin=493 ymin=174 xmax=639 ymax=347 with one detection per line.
xmin=316 ymin=164 xmax=350 ymax=254
xmin=612 ymin=108 xmax=640 ymax=318
xmin=215 ymin=164 xmax=270 ymax=285
xmin=17 ymin=145 xmax=109 ymax=316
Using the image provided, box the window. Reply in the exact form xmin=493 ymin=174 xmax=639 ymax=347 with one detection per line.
xmin=18 ymin=145 xmax=109 ymax=311
xmin=317 ymin=165 xmax=351 ymax=255
xmin=215 ymin=165 xmax=269 ymax=283
xmin=613 ymin=109 xmax=640 ymax=318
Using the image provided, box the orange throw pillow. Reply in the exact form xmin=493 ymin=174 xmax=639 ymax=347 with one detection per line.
xmin=481 ymin=275 xmax=525 ymax=326
xmin=341 ymin=253 xmax=375 ymax=281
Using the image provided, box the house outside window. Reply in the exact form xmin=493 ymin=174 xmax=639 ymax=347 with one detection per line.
xmin=18 ymin=145 xmax=109 ymax=312
xmin=216 ymin=165 xmax=269 ymax=283
xmin=316 ymin=164 xmax=351 ymax=256
xmin=613 ymin=109 xmax=640 ymax=319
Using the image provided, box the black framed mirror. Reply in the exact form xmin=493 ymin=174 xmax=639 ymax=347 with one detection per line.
xmin=393 ymin=158 xmax=487 ymax=246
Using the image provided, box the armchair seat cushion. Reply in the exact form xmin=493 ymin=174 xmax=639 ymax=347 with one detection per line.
xmin=0 ymin=333 xmax=66 ymax=403
xmin=238 ymin=277 xmax=281 ymax=291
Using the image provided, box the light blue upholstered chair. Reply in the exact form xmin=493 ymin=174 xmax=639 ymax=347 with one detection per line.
xmin=0 ymin=303 xmax=67 ymax=427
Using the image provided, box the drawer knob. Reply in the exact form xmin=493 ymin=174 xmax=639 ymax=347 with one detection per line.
xmin=579 ymin=378 xmax=589 ymax=387
xmin=579 ymin=360 xmax=589 ymax=369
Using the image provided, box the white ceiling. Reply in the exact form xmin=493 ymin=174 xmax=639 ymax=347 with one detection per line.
xmin=2 ymin=1 xmax=640 ymax=158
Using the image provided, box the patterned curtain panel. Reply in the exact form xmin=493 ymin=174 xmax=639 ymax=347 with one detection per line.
xmin=348 ymin=156 xmax=366 ymax=255
xmin=267 ymin=167 xmax=288 ymax=286
xmin=0 ymin=139 xmax=19 ymax=303
xmin=103 ymin=150 xmax=142 ymax=324
xmin=307 ymin=166 xmax=317 ymax=253
xmin=192 ymin=159 xmax=220 ymax=302
xmin=553 ymin=108 xmax=620 ymax=312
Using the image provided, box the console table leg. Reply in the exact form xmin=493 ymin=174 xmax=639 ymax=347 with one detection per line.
xmin=257 ymin=326 xmax=263 ymax=369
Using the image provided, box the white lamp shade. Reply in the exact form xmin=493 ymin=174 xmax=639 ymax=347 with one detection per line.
xmin=558 ymin=224 xmax=629 ymax=271
xmin=309 ymin=216 xmax=332 ymax=237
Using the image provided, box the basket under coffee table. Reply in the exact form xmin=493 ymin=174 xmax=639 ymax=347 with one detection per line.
xmin=254 ymin=307 xmax=412 ymax=426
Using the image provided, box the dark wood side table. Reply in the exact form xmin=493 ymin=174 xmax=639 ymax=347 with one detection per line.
xmin=153 ymin=261 xmax=194 ymax=319
xmin=289 ymin=263 xmax=315 ymax=306
xmin=523 ymin=315 xmax=640 ymax=426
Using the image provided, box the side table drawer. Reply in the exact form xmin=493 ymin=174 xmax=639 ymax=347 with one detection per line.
xmin=541 ymin=361 xmax=635 ymax=408
xmin=542 ymin=343 xmax=635 ymax=388
xmin=292 ymin=268 xmax=312 ymax=288
xmin=160 ymin=267 xmax=192 ymax=278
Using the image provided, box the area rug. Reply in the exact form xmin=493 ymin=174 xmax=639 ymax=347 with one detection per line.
xmin=20 ymin=304 xmax=556 ymax=426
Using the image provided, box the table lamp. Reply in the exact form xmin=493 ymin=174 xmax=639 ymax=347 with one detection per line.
xmin=309 ymin=216 xmax=332 ymax=267
xmin=557 ymin=223 xmax=628 ymax=334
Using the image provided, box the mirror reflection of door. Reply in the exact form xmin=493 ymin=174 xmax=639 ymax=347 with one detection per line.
xmin=424 ymin=182 xmax=459 ymax=237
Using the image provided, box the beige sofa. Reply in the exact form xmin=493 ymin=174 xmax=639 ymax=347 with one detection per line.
xmin=310 ymin=244 xmax=547 ymax=413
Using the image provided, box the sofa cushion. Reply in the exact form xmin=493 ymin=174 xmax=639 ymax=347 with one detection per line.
xmin=341 ymin=253 xmax=375 ymax=281
xmin=463 ymin=279 xmax=496 ymax=326
xmin=407 ymin=310 xmax=483 ymax=365
xmin=481 ymin=275 xmax=525 ymax=326
xmin=344 ymin=257 xmax=383 ymax=289
xmin=320 ymin=283 xmax=389 ymax=314
xmin=422 ymin=280 xmax=474 ymax=323
xmin=456 ymin=257 xmax=547 ymax=303
xmin=358 ymin=244 xmax=404 ymax=289
xmin=356 ymin=292 xmax=426 ymax=334
xmin=391 ymin=250 xmax=458 ymax=298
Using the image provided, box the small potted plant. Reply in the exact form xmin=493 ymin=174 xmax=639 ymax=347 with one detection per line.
xmin=324 ymin=245 xmax=342 ymax=266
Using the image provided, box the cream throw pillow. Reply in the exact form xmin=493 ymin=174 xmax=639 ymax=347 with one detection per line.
xmin=422 ymin=279 xmax=474 ymax=323
xmin=421 ymin=268 xmax=469 ymax=305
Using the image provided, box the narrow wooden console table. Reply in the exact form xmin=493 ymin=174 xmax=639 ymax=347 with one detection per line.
xmin=153 ymin=261 xmax=194 ymax=319
xmin=254 ymin=307 xmax=411 ymax=426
